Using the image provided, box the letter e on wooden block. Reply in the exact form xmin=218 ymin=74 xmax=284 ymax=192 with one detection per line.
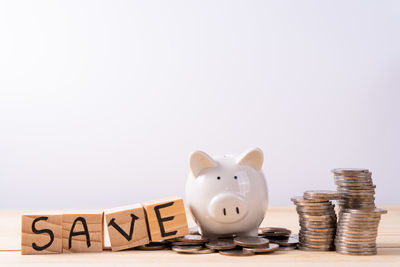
xmin=62 ymin=211 xmax=104 ymax=253
xmin=21 ymin=212 xmax=62 ymax=255
xmin=104 ymin=203 xmax=150 ymax=251
xmin=142 ymin=196 xmax=189 ymax=241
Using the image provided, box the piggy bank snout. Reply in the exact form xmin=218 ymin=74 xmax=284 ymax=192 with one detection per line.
xmin=208 ymin=192 xmax=249 ymax=224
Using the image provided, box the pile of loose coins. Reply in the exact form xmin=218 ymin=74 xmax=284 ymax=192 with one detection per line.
xmin=333 ymin=168 xmax=376 ymax=211
xmin=291 ymin=191 xmax=339 ymax=251
xmin=136 ymin=226 xmax=298 ymax=256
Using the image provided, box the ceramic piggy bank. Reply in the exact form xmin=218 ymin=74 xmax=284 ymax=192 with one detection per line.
xmin=185 ymin=148 xmax=268 ymax=239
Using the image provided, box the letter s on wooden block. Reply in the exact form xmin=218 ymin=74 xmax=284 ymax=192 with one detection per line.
xmin=62 ymin=211 xmax=104 ymax=253
xmin=142 ymin=196 xmax=189 ymax=242
xmin=104 ymin=203 xmax=150 ymax=251
xmin=21 ymin=212 xmax=62 ymax=255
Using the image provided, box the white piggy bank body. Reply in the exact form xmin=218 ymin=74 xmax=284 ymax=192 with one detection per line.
xmin=186 ymin=148 xmax=268 ymax=239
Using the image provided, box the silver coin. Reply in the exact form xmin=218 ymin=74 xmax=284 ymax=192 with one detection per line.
xmin=176 ymin=234 xmax=208 ymax=243
xmin=233 ymin=236 xmax=270 ymax=248
xmin=172 ymin=245 xmax=202 ymax=253
xmin=303 ymin=190 xmax=342 ymax=200
xmin=219 ymin=249 xmax=255 ymax=256
xmin=243 ymin=243 xmax=280 ymax=253
xmin=205 ymin=239 xmax=236 ymax=250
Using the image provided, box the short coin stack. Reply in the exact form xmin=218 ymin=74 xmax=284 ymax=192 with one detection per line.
xmin=335 ymin=208 xmax=387 ymax=255
xmin=332 ymin=168 xmax=375 ymax=211
xmin=259 ymin=227 xmax=299 ymax=251
xmin=291 ymin=191 xmax=340 ymax=251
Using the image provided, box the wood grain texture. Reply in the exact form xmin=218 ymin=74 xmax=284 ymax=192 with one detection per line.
xmin=62 ymin=211 xmax=104 ymax=253
xmin=21 ymin=213 xmax=62 ymax=255
xmin=142 ymin=196 xmax=189 ymax=241
xmin=105 ymin=203 xmax=149 ymax=251
xmin=3 ymin=206 xmax=399 ymax=265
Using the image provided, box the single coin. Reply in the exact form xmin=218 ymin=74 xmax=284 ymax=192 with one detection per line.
xmin=267 ymin=237 xmax=298 ymax=247
xmin=298 ymin=245 xmax=333 ymax=251
xmin=343 ymin=208 xmax=387 ymax=215
xmin=299 ymin=228 xmax=336 ymax=234
xmin=291 ymin=196 xmax=330 ymax=203
xmin=335 ymin=243 xmax=376 ymax=248
xmin=206 ymin=239 xmax=236 ymax=250
xmin=234 ymin=236 xmax=270 ymax=248
xmin=191 ymin=248 xmax=216 ymax=254
xmin=219 ymin=249 xmax=255 ymax=256
xmin=176 ymin=234 xmax=209 ymax=243
xmin=299 ymin=235 xmax=334 ymax=240
xmin=336 ymin=250 xmax=377 ymax=256
xmin=243 ymin=243 xmax=279 ymax=253
xmin=303 ymin=190 xmax=342 ymax=200
xmin=296 ymin=205 xmax=335 ymax=212
xmin=332 ymin=168 xmax=369 ymax=175
xmin=171 ymin=241 xmax=206 ymax=246
xmin=299 ymin=240 xmax=333 ymax=248
xmin=136 ymin=243 xmax=167 ymax=250
xmin=336 ymin=232 xmax=377 ymax=238
xmin=259 ymin=227 xmax=291 ymax=234
xmin=335 ymin=245 xmax=377 ymax=251
xmin=294 ymin=202 xmax=334 ymax=207
xmin=172 ymin=245 xmax=202 ymax=253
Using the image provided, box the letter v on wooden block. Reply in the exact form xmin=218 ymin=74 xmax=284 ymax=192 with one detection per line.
xmin=142 ymin=196 xmax=189 ymax=242
xmin=104 ymin=204 xmax=149 ymax=251
xmin=62 ymin=211 xmax=104 ymax=253
xmin=21 ymin=212 xmax=62 ymax=255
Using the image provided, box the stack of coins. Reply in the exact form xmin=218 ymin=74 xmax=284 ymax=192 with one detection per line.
xmin=335 ymin=208 xmax=387 ymax=255
xmin=291 ymin=192 xmax=339 ymax=251
xmin=332 ymin=168 xmax=375 ymax=211
xmin=259 ymin=227 xmax=299 ymax=251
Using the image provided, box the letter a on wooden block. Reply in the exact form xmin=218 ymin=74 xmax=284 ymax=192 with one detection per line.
xmin=142 ymin=196 xmax=189 ymax=241
xmin=62 ymin=211 xmax=104 ymax=253
xmin=21 ymin=212 xmax=62 ymax=255
xmin=105 ymin=203 xmax=150 ymax=251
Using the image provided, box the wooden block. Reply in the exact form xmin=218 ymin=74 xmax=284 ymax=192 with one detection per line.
xmin=21 ymin=212 xmax=62 ymax=255
xmin=142 ymin=196 xmax=189 ymax=241
xmin=104 ymin=203 xmax=150 ymax=251
xmin=62 ymin=211 xmax=104 ymax=253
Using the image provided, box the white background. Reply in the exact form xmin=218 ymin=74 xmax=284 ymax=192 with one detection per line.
xmin=1 ymin=0 xmax=399 ymax=209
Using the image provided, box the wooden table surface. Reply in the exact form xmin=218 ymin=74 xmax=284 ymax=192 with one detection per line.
xmin=1 ymin=206 xmax=399 ymax=266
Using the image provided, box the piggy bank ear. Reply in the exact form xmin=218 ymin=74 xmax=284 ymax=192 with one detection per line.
xmin=189 ymin=151 xmax=216 ymax=177
xmin=237 ymin=148 xmax=263 ymax=171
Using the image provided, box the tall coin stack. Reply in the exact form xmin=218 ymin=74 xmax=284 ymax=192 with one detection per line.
xmin=333 ymin=168 xmax=375 ymax=211
xmin=290 ymin=191 xmax=340 ymax=251
xmin=332 ymin=168 xmax=387 ymax=255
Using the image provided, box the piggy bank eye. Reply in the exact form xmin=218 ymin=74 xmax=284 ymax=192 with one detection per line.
xmin=217 ymin=176 xmax=221 ymax=180
xmin=234 ymin=176 xmax=238 ymax=179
